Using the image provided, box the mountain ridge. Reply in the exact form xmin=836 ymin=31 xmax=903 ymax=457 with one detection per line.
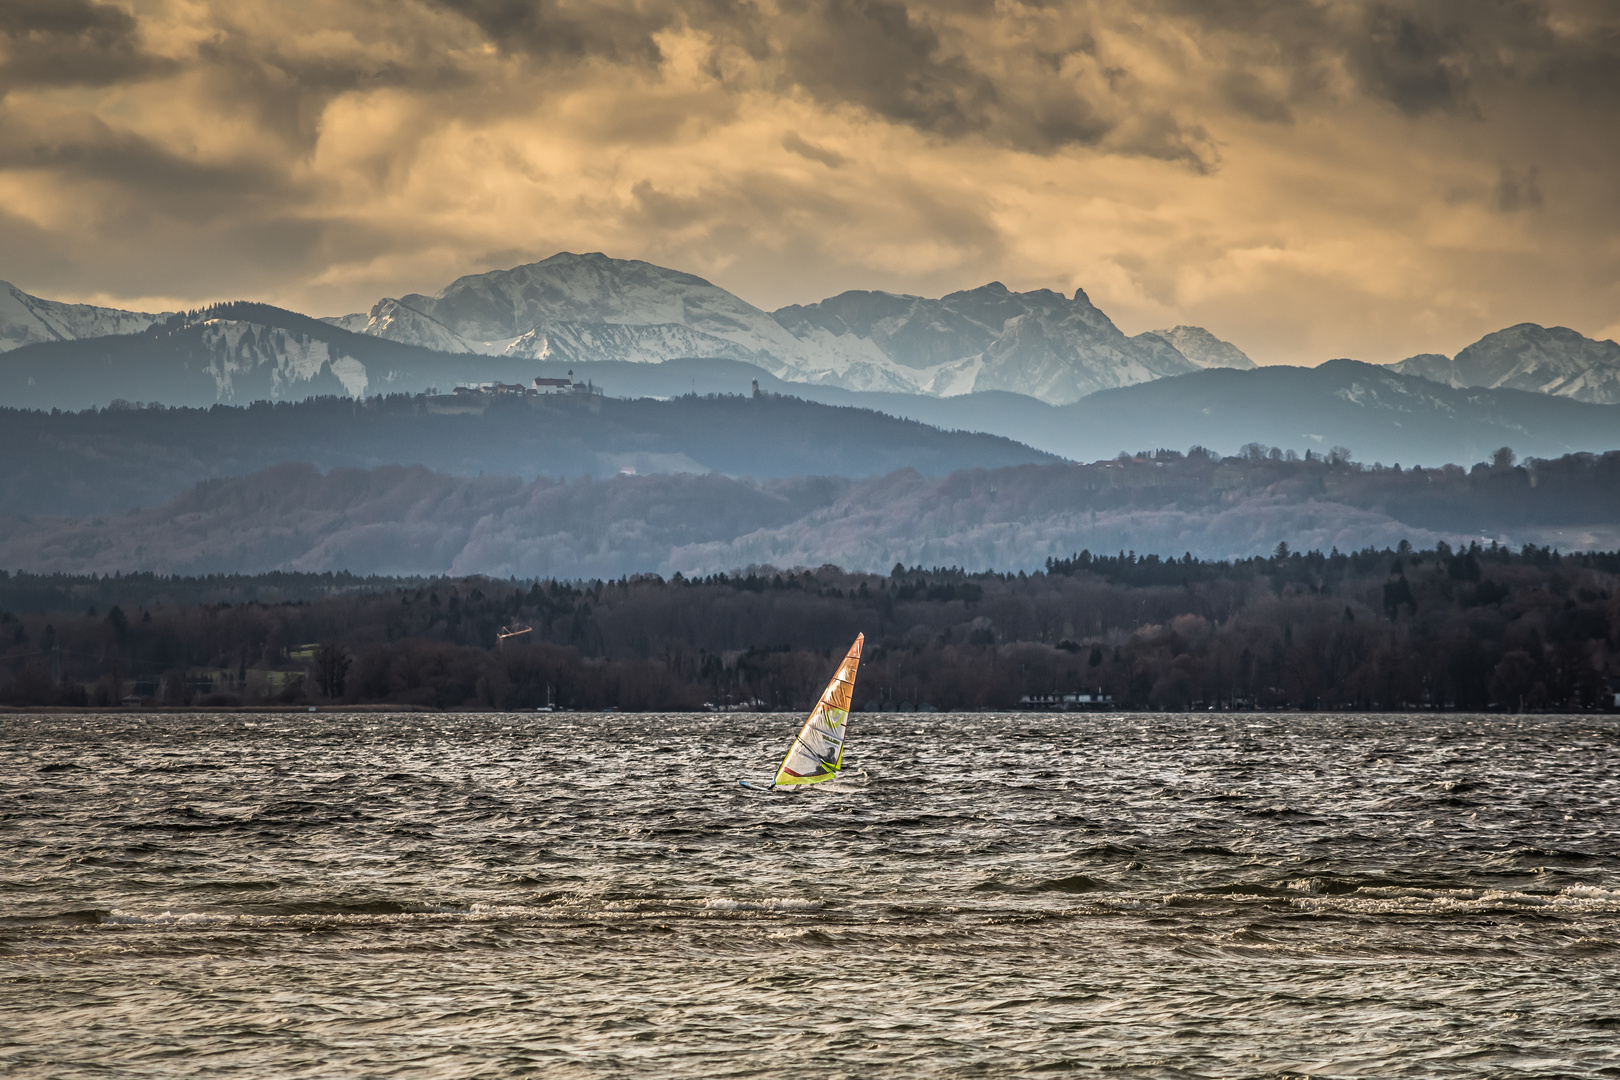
xmin=4 ymin=254 xmax=1618 ymax=415
xmin=1143 ymin=325 xmax=1256 ymax=369
xmin=0 ymin=301 xmax=550 ymax=409
xmin=1390 ymin=323 xmax=1620 ymax=404
xmin=769 ymin=280 xmax=1200 ymax=400
xmin=0 ymin=280 xmax=170 ymax=353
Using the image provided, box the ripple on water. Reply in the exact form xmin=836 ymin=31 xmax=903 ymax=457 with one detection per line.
xmin=1 ymin=710 xmax=1617 ymax=1079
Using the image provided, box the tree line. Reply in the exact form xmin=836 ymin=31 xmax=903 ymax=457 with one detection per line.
xmin=2 ymin=541 xmax=1616 ymax=712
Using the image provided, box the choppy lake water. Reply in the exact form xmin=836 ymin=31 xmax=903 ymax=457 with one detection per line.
xmin=3 ymin=711 xmax=1618 ymax=1078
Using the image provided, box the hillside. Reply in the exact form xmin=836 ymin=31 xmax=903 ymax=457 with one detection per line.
xmin=1049 ymin=360 xmax=1620 ymax=465
xmin=0 ymin=391 xmax=1057 ymax=517
xmin=5 ymin=450 xmax=1617 ymax=578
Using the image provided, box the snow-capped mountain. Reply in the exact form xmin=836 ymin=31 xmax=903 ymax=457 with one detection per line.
xmin=334 ymin=254 xmax=1204 ymax=404
xmin=0 ymin=280 xmax=169 ymax=352
xmin=1390 ymin=324 xmax=1620 ymax=405
xmin=771 ymin=283 xmax=1198 ymax=402
xmin=326 ymin=252 xmax=816 ymax=378
xmin=1140 ymin=325 xmax=1255 ymax=369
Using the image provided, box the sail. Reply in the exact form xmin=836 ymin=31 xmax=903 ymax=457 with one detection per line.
xmin=775 ymin=633 xmax=864 ymax=786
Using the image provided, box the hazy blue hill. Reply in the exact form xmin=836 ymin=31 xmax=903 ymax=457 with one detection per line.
xmin=0 ymin=463 xmax=843 ymax=579
xmin=0 ymin=391 xmax=1058 ymax=517
xmin=0 ymin=301 xmax=552 ymax=409
xmin=1053 ymin=360 xmax=1620 ymax=465
xmin=529 ymin=357 xmax=1620 ymax=467
xmin=5 ymin=450 xmax=1617 ymax=578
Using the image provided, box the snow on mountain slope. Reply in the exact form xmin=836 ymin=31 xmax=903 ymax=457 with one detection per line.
xmin=196 ymin=318 xmax=370 ymax=400
xmin=501 ymin=320 xmax=777 ymax=365
xmin=1140 ymin=325 xmax=1255 ymax=369
xmin=0 ymin=281 xmax=168 ymax=352
xmin=1390 ymin=324 xmax=1620 ymax=405
xmin=0 ymin=302 xmax=506 ymax=410
xmin=344 ymin=298 xmax=480 ymax=354
xmin=323 ymin=311 xmax=373 ymax=335
xmin=346 ymin=252 xmax=816 ymax=378
xmin=773 ymin=282 xmax=1198 ymax=404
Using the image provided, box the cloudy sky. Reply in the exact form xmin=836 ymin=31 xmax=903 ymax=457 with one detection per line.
xmin=1 ymin=0 xmax=1617 ymax=363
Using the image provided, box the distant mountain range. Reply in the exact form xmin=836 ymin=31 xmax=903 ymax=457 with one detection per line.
xmin=325 ymin=252 xmax=1222 ymax=403
xmin=1 ymin=254 xmax=1248 ymax=405
xmin=1138 ymin=325 xmax=1256 ymax=370
xmin=4 ymin=299 xmax=1620 ymax=472
xmin=3 ymin=253 xmax=1618 ymax=461
xmin=5 ymin=348 xmax=1620 ymax=531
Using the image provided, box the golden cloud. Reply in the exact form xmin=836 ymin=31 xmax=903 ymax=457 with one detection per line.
xmin=0 ymin=0 xmax=1615 ymax=364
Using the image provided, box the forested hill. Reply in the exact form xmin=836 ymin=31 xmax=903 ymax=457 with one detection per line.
xmin=4 ymin=448 xmax=1618 ymax=578
xmin=2 ymin=544 xmax=1616 ymax=712
xmin=0 ymin=392 xmax=1057 ymax=516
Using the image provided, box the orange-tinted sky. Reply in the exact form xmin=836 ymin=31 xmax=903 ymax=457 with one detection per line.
xmin=1 ymin=0 xmax=1617 ymax=364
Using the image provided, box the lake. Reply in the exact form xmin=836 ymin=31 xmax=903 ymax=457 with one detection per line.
xmin=3 ymin=711 xmax=1617 ymax=1077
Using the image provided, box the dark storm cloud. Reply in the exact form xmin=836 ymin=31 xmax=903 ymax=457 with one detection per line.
xmin=422 ymin=0 xmax=1187 ymax=159
xmin=2 ymin=0 xmax=1618 ymax=356
xmin=773 ymin=0 xmax=994 ymax=137
xmin=1163 ymin=0 xmax=1620 ymax=117
xmin=426 ymin=0 xmax=1620 ymax=163
xmin=0 ymin=110 xmax=284 ymax=210
xmin=191 ymin=32 xmax=472 ymax=152
xmin=429 ymin=0 xmax=672 ymax=65
xmin=0 ymin=0 xmax=173 ymax=94
xmin=1350 ymin=5 xmax=1470 ymax=116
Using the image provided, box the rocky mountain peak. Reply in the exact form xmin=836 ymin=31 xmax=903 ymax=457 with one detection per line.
xmin=1144 ymin=325 xmax=1256 ymax=370
xmin=1391 ymin=322 xmax=1620 ymax=405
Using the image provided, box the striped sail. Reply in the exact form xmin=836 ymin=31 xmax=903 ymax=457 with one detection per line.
xmin=774 ymin=633 xmax=864 ymax=787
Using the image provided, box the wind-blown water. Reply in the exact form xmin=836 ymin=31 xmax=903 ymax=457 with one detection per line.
xmin=3 ymin=711 xmax=1617 ymax=1078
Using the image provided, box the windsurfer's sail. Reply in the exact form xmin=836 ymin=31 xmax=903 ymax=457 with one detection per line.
xmin=774 ymin=633 xmax=864 ymax=787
